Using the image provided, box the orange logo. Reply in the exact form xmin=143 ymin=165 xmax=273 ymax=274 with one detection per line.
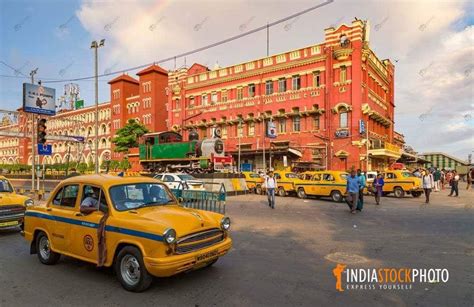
xmin=83 ymin=235 xmax=94 ymax=252
xmin=333 ymin=264 xmax=347 ymax=292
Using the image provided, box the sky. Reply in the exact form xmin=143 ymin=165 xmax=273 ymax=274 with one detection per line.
xmin=0 ymin=0 xmax=473 ymax=160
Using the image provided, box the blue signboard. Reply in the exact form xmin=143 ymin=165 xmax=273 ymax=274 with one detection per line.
xmin=38 ymin=144 xmax=52 ymax=155
xmin=23 ymin=83 xmax=56 ymax=116
xmin=241 ymin=163 xmax=252 ymax=172
xmin=359 ymin=120 xmax=366 ymax=135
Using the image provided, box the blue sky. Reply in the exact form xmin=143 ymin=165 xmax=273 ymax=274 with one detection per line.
xmin=1 ymin=0 xmax=472 ymax=159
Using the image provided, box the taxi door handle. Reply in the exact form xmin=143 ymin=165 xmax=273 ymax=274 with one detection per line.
xmin=75 ymin=212 xmax=85 ymax=217
xmin=46 ymin=208 xmax=52 ymax=211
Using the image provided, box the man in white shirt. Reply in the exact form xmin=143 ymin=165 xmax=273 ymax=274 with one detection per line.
xmin=265 ymin=171 xmax=277 ymax=209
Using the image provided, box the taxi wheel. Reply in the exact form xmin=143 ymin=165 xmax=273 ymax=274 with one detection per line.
xmin=36 ymin=232 xmax=60 ymax=265
xmin=330 ymin=191 xmax=343 ymax=202
xmin=278 ymin=187 xmax=286 ymax=197
xmin=412 ymin=192 xmax=422 ymax=198
xmin=115 ymin=246 xmax=152 ymax=292
xmin=297 ymin=188 xmax=306 ymax=199
xmin=255 ymin=186 xmax=262 ymax=195
xmin=393 ymin=187 xmax=405 ymax=198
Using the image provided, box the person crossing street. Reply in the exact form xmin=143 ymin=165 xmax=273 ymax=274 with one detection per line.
xmin=265 ymin=171 xmax=277 ymax=209
xmin=356 ymin=169 xmax=366 ymax=212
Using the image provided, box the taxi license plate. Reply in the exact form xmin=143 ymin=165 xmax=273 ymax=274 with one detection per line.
xmin=196 ymin=250 xmax=218 ymax=262
xmin=0 ymin=220 xmax=19 ymax=227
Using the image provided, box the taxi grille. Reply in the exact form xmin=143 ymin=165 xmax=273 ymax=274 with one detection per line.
xmin=0 ymin=205 xmax=25 ymax=217
xmin=176 ymin=228 xmax=224 ymax=254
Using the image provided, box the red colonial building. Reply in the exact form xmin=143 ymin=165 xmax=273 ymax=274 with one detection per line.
xmin=167 ymin=19 xmax=402 ymax=171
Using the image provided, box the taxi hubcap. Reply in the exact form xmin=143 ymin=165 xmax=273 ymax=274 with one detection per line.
xmin=121 ymin=255 xmax=141 ymax=285
xmin=39 ymin=236 xmax=50 ymax=259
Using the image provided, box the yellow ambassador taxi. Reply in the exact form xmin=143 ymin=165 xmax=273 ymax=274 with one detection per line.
xmin=294 ymin=171 xmax=348 ymax=202
xmin=0 ymin=176 xmax=34 ymax=230
xmin=242 ymin=171 xmax=264 ymax=194
xmin=23 ymin=175 xmax=232 ymax=292
xmin=273 ymin=171 xmax=301 ymax=197
xmin=382 ymin=170 xmax=423 ymax=198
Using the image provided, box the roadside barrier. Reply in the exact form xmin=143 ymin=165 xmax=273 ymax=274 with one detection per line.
xmin=170 ymin=182 xmax=226 ymax=214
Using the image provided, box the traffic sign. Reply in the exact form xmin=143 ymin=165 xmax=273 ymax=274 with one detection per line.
xmin=38 ymin=144 xmax=52 ymax=155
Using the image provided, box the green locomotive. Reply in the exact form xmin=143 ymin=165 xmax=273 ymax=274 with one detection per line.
xmin=138 ymin=129 xmax=233 ymax=173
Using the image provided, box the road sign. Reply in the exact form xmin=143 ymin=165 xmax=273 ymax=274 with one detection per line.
xmin=45 ymin=135 xmax=85 ymax=142
xmin=38 ymin=144 xmax=52 ymax=155
xmin=23 ymin=83 xmax=56 ymax=116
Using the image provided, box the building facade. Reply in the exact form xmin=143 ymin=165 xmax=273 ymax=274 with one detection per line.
xmin=0 ymin=64 xmax=168 ymax=167
xmin=421 ymin=152 xmax=469 ymax=170
xmin=167 ymin=19 xmax=401 ymax=171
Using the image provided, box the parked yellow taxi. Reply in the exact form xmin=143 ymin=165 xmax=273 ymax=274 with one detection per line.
xmin=0 ymin=176 xmax=33 ymax=230
xmin=242 ymin=171 xmax=264 ymax=194
xmin=295 ymin=171 xmax=348 ymax=202
xmin=382 ymin=170 xmax=423 ymax=198
xmin=23 ymin=175 xmax=232 ymax=292
xmin=273 ymin=171 xmax=301 ymax=197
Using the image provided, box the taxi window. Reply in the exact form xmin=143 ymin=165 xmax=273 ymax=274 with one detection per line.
xmin=322 ymin=174 xmax=335 ymax=181
xmin=311 ymin=174 xmax=321 ymax=181
xmin=126 ymin=185 xmax=144 ymax=200
xmin=53 ymin=185 xmax=79 ymax=207
xmin=110 ymin=183 xmax=175 ymax=211
xmin=274 ymin=173 xmax=281 ymax=179
xmin=386 ymin=173 xmax=397 ymax=179
xmin=80 ymin=185 xmax=105 ymax=212
xmin=401 ymin=172 xmax=415 ymax=178
xmin=250 ymin=174 xmax=260 ymax=178
xmin=285 ymin=173 xmax=298 ymax=179
xmin=0 ymin=179 xmax=13 ymax=193
xmin=164 ymin=175 xmax=174 ymax=182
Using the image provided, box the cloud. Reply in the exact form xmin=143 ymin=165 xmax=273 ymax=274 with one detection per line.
xmin=74 ymin=0 xmax=473 ymax=158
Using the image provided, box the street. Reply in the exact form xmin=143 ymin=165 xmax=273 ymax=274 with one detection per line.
xmin=1 ymin=189 xmax=473 ymax=306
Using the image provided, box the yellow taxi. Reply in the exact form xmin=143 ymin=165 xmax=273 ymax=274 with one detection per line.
xmin=299 ymin=171 xmax=319 ymax=181
xmin=273 ymin=171 xmax=301 ymax=197
xmin=0 ymin=176 xmax=34 ymax=230
xmin=294 ymin=171 xmax=348 ymax=202
xmin=381 ymin=170 xmax=423 ymax=198
xmin=242 ymin=171 xmax=264 ymax=194
xmin=23 ymin=175 xmax=232 ymax=292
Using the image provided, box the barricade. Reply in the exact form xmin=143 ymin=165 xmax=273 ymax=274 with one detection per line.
xmin=170 ymin=182 xmax=226 ymax=214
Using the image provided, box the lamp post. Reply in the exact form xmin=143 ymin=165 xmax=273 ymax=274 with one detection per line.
xmin=91 ymin=39 xmax=105 ymax=174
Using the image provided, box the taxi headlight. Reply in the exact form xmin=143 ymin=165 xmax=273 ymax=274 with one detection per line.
xmin=24 ymin=199 xmax=34 ymax=207
xmin=163 ymin=228 xmax=177 ymax=244
xmin=220 ymin=217 xmax=231 ymax=231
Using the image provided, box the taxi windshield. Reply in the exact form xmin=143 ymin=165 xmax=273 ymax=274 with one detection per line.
xmin=109 ymin=183 xmax=176 ymax=211
xmin=0 ymin=179 xmax=13 ymax=193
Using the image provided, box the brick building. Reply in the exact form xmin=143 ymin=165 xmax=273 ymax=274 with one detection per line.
xmin=168 ymin=19 xmax=402 ymax=171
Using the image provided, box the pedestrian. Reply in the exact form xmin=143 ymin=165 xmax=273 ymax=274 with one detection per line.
xmin=446 ymin=170 xmax=453 ymax=188
xmin=265 ymin=171 xmax=277 ymax=209
xmin=466 ymin=168 xmax=473 ymax=190
xmin=433 ymin=168 xmax=441 ymax=192
xmin=448 ymin=171 xmax=459 ymax=197
xmin=345 ymin=169 xmax=360 ymax=214
xmin=413 ymin=169 xmax=421 ymax=178
xmin=373 ymin=173 xmax=385 ymax=205
xmin=356 ymin=169 xmax=366 ymax=212
xmin=440 ymin=169 xmax=446 ymax=190
xmin=422 ymin=170 xmax=434 ymax=204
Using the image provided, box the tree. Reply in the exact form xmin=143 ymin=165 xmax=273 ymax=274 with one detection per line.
xmin=112 ymin=119 xmax=149 ymax=153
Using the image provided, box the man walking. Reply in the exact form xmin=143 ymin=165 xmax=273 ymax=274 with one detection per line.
xmin=466 ymin=168 xmax=473 ymax=190
xmin=448 ymin=171 xmax=459 ymax=197
xmin=433 ymin=168 xmax=441 ymax=192
xmin=422 ymin=170 xmax=434 ymax=204
xmin=265 ymin=171 xmax=277 ymax=209
xmin=356 ymin=169 xmax=366 ymax=212
xmin=373 ymin=173 xmax=384 ymax=205
xmin=345 ymin=169 xmax=360 ymax=214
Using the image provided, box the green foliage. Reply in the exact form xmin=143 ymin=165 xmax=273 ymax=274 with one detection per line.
xmin=77 ymin=163 xmax=88 ymax=173
xmin=112 ymin=119 xmax=149 ymax=153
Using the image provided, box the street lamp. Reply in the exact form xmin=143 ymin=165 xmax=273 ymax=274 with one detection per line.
xmin=91 ymin=39 xmax=105 ymax=174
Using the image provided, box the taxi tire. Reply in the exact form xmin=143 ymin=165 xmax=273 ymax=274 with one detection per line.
xmin=393 ymin=187 xmax=405 ymax=198
xmin=255 ymin=185 xmax=262 ymax=195
xmin=278 ymin=187 xmax=286 ymax=197
xmin=330 ymin=191 xmax=343 ymax=203
xmin=115 ymin=246 xmax=152 ymax=292
xmin=36 ymin=232 xmax=60 ymax=265
xmin=412 ymin=191 xmax=422 ymax=198
xmin=297 ymin=188 xmax=306 ymax=199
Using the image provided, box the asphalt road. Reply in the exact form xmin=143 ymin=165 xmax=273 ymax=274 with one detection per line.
xmin=1 ymin=189 xmax=473 ymax=306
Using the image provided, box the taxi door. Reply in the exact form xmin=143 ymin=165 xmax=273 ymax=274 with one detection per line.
xmin=49 ymin=184 xmax=80 ymax=253
xmin=309 ymin=174 xmax=323 ymax=195
xmin=319 ymin=173 xmax=335 ymax=196
xmin=69 ymin=185 xmax=108 ymax=263
xmin=383 ymin=172 xmax=397 ymax=192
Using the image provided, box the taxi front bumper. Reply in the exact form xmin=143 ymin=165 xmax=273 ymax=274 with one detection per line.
xmin=143 ymin=237 xmax=232 ymax=277
xmin=0 ymin=212 xmax=24 ymax=229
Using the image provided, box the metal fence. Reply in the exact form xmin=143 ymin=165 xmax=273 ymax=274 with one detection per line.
xmin=170 ymin=182 xmax=226 ymax=214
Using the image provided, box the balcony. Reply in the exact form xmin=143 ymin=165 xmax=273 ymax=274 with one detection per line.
xmin=333 ymin=46 xmax=353 ymax=61
xmin=368 ymin=141 xmax=402 ymax=159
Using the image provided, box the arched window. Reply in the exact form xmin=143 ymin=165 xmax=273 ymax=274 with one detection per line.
xmin=339 ymin=111 xmax=348 ymax=128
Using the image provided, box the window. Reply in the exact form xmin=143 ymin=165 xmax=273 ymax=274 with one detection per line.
xmin=81 ymin=185 xmax=107 ymax=212
xmin=53 ymin=185 xmax=79 ymax=207
xmin=237 ymin=87 xmax=243 ymax=101
xmin=201 ymin=127 xmax=207 ymax=138
xmin=221 ymin=91 xmax=228 ymax=102
xmin=222 ymin=125 xmax=227 ymax=138
xmin=292 ymin=75 xmax=301 ymax=90
xmin=189 ymin=97 xmax=195 ymax=107
xmin=339 ymin=112 xmax=348 ymax=128
xmin=237 ymin=124 xmax=243 ymax=137
xmin=385 ymin=173 xmax=397 ymax=179
xmin=265 ymin=80 xmax=274 ymax=95
xmin=248 ymin=84 xmax=255 ymax=97
xmin=248 ymin=121 xmax=255 ymax=136
xmin=313 ymin=116 xmax=320 ymax=130
xmin=322 ymin=174 xmax=335 ymax=181
xmin=142 ymin=82 xmax=152 ymax=93
xmin=0 ymin=179 xmax=13 ymax=193
xmin=340 ymin=66 xmax=347 ymax=83
xmin=211 ymin=92 xmax=218 ymax=103
xmin=113 ymin=89 xmax=120 ymax=99
xmin=278 ymin=118 xmax=286 ymax=133
xmin=163 ymin=175 xmax=174 ymax=182
xmin=293 ymin=116 xmax=301 ymax=132
xmin=109 ymin=183 xmax=174 ymax=211
xmin=175 ymin=99 xmax=180 ymax=109
xmin=313 ymin=71 xmax=321 ymax=87
xmin=278 ymin=78 xmax=286 ymax=93
xmin=201 ymin=94 xmax=208 ymax=106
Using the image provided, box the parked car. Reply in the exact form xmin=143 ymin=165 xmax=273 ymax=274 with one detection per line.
xmin=242 ymin=171 xmax=264 ymax=194
xmin=0 ymin=176 xmax=33 ymax=230
xmin=294 ymin=171 xmax=348 ymax=202
xmin=272 ymin=171 xmax=301 ymax=197
xmin=154 ymin=173 xmax=205 ymax=191
xmin=23 ymin=175 xmax=232 ymax=292
xmin=381 ymin=170 xmax=423 ymax=198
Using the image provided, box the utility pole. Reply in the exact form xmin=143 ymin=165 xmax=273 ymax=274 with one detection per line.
xmin=266 ymin=23 xmax=270 ymax=56
xmin=366 ymin=120 xmax=370 ymax=172
xmin=91 ymin=39 xmax=105 ymax=174
xmin=263 ymin=119 xmax=266 ymax=172
xmin=238 ymin=119 xmax=242 ymax=173
xmin=29 ymin=68 xmax=37 ymax=193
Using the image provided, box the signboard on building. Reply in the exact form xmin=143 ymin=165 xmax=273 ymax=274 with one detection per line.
xmin=23 ymin=83 xmax=56 ymax=116
xmin=359 ymin=119 xmax=366 ymax=135
xmin=267 ymin=121 xmax=277 ymax=139
xmin=335 ymin=129 xmax=350 ymax=138
xmin=37 ymin=144 xmax=52 ymax=155
xmin=75 ymin=100 xmax=84 ymax=109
